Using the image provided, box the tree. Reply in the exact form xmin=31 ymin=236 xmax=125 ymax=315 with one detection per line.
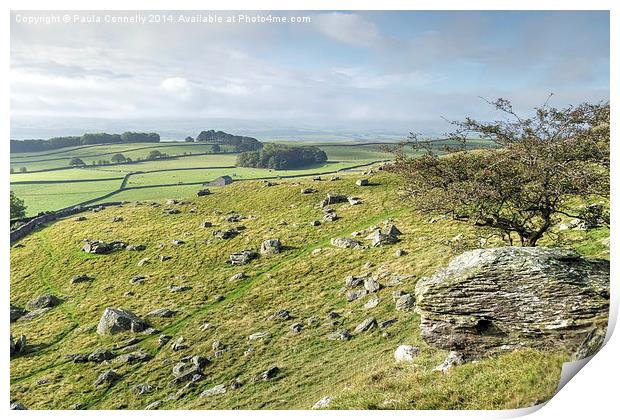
xmin=69 ymin=157 xmax=85 ymax=166
xmin=391 ymin=98 xmax=609 ymax=246
xmin=185 ymin=136 xmax=194 ymax=142
xmin=126 ymin=157 xmax=133 ymax=163
xmin=148 ymin=150 xmax=162 ymax=160
xmin=10 ymin=167 xmax=14 ymax=174
xmin=111 ymin=153 xmax=126 ymax=163
xmin=212 ymin=144 xmax=221 ymax=153
xmin=10 ymin=191 xmax=27 ymax=219
xmin=19 ymin=167 xmax=27 ymax=173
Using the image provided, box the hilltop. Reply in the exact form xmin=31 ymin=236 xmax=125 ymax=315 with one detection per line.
xmin=10 ymin=169 xmax=609 ymax=409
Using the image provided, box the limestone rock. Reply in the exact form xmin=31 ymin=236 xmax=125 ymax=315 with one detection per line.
xmin=394 ymin=345 xmax=420 ymax=362
xmin=312 ymin=396 xmax=332 ymax=409
xmin=260 ymin=239 xmax=282 ymax=255
xmin=229 ymin=250 xmax=258 ymax=265
xmin=26 ymin=295 xmax=61 ymax=311
xmin=96 ymin=307 xmax=149 ymax=335
xmin=354 ymin=317 xmax=377 ymax=334
xmin=415 ymin=247 xmax=610 ymax=359
xmin=331 ymin=237 xmax=363 ymax=249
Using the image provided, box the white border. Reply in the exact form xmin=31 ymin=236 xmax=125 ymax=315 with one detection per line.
xmin=3 ymin=1 xmax=617 ymax=420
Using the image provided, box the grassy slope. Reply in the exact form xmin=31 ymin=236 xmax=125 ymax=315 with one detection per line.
xmin=10 ymin=171 xmax=608 ymax=410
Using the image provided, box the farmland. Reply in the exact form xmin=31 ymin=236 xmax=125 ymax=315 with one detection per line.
xmin=10 ymin=141 xmax=403 ymax=216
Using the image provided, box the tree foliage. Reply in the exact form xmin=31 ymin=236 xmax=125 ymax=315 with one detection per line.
xmin=111 ymin=153 xmax=127 ymax=163
xmin=237 ymin=144 xmax=328 ymax=170
xmin=196 ymin=130 xmax=263 ymax=151
xmin=10 ymin=191 xmax=27 ymax=219
xmin=391 ymin=97 xmax=610 ymax=246
xmin=69 ymin=157 xmax=85 ymax=166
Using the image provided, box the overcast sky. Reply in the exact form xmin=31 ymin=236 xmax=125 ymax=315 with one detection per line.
xmin=10 ymin=10 xmax=610 ymax=138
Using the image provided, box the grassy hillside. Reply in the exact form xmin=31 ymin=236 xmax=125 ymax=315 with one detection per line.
xmin=10 ymin=170 xmax=608 ymax=409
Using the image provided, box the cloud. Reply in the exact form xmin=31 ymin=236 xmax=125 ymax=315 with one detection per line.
xmin=313 ymin=12 xmax=386 ymax=48
xmin=160 ymin=77 xmax=191 ymax=98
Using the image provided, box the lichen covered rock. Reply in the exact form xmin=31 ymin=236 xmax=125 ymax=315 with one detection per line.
xmin=415 ymin=247 xmax=609 ymax=360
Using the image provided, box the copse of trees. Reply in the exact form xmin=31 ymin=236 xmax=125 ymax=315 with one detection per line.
xmin=11 ymin=131 xmax=160 ymax=153
xmin=69 ymin=157 xmax=85 ymax=166
xmin=236 ymin=144 xmax=328 ymax=170
xmin=196 ymin=130 xmax=263 ymax=152
xmin=121 ymin=132 xmax=160 ymax=143
xmin=390 ymin=97 xmax=610 ymax=247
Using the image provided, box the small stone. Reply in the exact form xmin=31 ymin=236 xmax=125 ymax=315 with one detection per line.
xmin=290 ymin=323 xmax=303 ymax=333
xmin=229 ymin=272 xmax=246 ymax=282
xmin=327 ymin=330 xmax=351 ymax=341
xmin=146 ymin=308 xmax=175 ymax=318
xmin=312 ymin=396 xmax=332 ymax=409
xmin=258 ymin=366 xmax=279 ymax=381
xmin=395 ymin=249 xmax=407 ymax=257
xmin=137 ymin=258 xmax=150 ymax=267
xmin=248 ymin=332 xmax=269 ymax=341
xmin=158 ymin=335 xmax=172 ymax=347
xmin=433 ymin=351 xmax=466 ymax=373
xmin=356 ymin=179 xmax=369 ymax=186
xmin=171 ymin=337 xmax=188 ymax=351
xmin=70 ymin=274 xmax=94 ymax=284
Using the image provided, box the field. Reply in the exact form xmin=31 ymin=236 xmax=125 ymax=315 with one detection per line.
xmin=10 ymin=141 xmax=402 ymax=216
xmin=10 ymin=170 xmax=607 ymax=410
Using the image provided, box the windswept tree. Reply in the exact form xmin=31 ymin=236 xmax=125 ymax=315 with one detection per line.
xmin=391 ymin=97 xmax=609 ymax=246
xmin=10 ymin=191 xmax=27 ymax=219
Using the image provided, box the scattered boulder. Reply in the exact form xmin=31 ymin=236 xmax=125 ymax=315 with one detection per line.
xmin=258 ymin=366 xmax=279 ymax=381
xmin=82 ymin=240 xmax=127 ymax=254
xmin=112 ymin=216 xmax=123 ymax=223
xmin=394 ymin=345 xmax=420 ymax=363
xmin=395 ymin=294 xmax=415 ymax=312
xmin=312 ymin=396 xmax=333 ymax=409
xmin=356 ymin=179 xmax=369 ymax=186
xmin=126 ymin=244 xmax=146 ymax=251
xmin=171 ymin=337 xmax=188 ymax=352
xmin=10 ymin=334 xmax=27 ymax=356
xmin=310 ymin=220 xmax=321 ymax=226
xmin=17 ymin=308 xmax=50 ymax=321
xmin=169 ymin=285 xmax=191 ymax=293
xmin=248 ymin=332 xmax=269 ymax=341
xmin=131 ymin=275 xmax=147 ymax=284
xmin=301 ymin=188 xmax=317 ymax=194
xmin=10 ymin=401 xmax=27 ymax=410
xmin=363 ymin=277 xmax=382 ymax=293
xmin=347 ymin=196 xmax=363 ymax=205
xmin=320 ymin=193 xmax=348 ymax=207
xmin=415 ymin=247 xmax=610 ymax=359
xmin=327 ymin=330 xmax=351 ymax=341
xmin=260 ymin=239 xmax=282 ymax=255
xmin=354 ymin=317 xmax=378 ymax=334
xmin=202 ymin=221 xmax=213 ymax=228
xmin=26 ymin=295 xmax=61 ymax=311
xmin=330 ymin=237 xmax=363 ymax=249
xmin=200 ymin=384 xmax=226 ymax=398
xmin=160 ymin=255 xmax=172 ymax=262
xmin=229 ymin=250 xmax=258 ymax=265
xmin=132 ymin=383 xmax=152 ymax=395
xmin=213 ymin=229 xmax=240 ymax=240
xmin=347 ymin=289 xmax=367 ymax=302
xmin=364 ymin=297 xmax=380 ymax=310
xmin=87 ymin=348 xmax=116 ymax=363
xmin=433 ymin=351 xmax=465 ymax=373
xmin=290 ymin=323 xmax=303 ymax=333
xmin=74 ymin=216 xmax=87 ymax=222
xmin=323 ymin=212 xmax=339 ymax=222
xmin=146 ymin=308 xmax=175 ymax=318
xmin=197 ymin=188 xmax=211 ymax=197
xmin=96 ymin=308 xmax=149 ymax=335
xmin=345 ymin=275 xmax=364 ymax=288
xmin=395 ymin=249 xmax=407 ymax=257
xmin=229 ymin=272 xmax=247 ymax=282
xmin=70 ymin=274 xmax=94 ymax=284
xmin=366 ymin=230 xmax=398 ymax=247
xmin=95 ymin=370 xmax=120 ymax=386
xmin=144 ymin=401 xmax=162 ymax=410
xmin=137 ymin=258 xmax=150 ymax=267
xmin=10 ymin=305 xmax=26 ymax=323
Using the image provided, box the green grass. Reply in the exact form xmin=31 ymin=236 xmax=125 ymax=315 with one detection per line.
xmin=11 ymin=180 xmax=123 ymax=215
xmin=11 ymin=171 xmax=606 ymax=409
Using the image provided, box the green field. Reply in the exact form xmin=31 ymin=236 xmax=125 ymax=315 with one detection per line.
xmin=11 ymin=141 xmax=399 ymax=216
xmin=11 ymin=171 xmax=603 ymax=409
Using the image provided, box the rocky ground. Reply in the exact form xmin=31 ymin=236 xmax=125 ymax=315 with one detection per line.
xmin=9 ymin=170 xmax=610 ymax=410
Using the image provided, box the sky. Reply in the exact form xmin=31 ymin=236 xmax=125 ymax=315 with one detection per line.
xmin=10 ymin=10 xmax=610 ymax=139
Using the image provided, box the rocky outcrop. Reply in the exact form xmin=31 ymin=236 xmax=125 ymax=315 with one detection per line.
xmin=260 ymin=239 xmax=282 ymax=255
xmin=415 ymin=247 xmax=609 ymax=360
